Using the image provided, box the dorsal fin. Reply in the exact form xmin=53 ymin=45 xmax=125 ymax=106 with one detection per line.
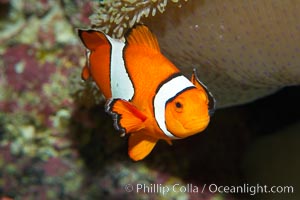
xmin=125 ymin=24 xmax=160 ymax=52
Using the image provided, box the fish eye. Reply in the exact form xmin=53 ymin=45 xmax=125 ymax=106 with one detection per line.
xmin=175 ymin=102 xmax=182 ymax=108
xmin=174 ymin=101 xmax=183 ymax=113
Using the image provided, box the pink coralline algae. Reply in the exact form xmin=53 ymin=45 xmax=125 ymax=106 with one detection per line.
xmin=42 ymin=157 xmax=70 ymax=177
xmin=1 ymin=43 xmax=76 ymax=123
xmin=3 ymin=44 xmax=55 ymax=92
xmin=61 ymin=0 xmax=94 ymax=27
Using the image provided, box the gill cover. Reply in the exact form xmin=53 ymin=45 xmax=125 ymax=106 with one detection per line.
xmin=191 ymin=69 xmax=216 ymax=116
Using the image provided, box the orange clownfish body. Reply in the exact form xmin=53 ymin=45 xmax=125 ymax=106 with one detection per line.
xmin=78 ymin=25 xmax=215 ymax=161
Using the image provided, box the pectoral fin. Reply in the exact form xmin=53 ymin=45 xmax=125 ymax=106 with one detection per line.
xmin=105 ymin=99 xmax=147 ymax=134
xmin=128 ymin=131 xmax=158 ymax=161
xmin=165 ymin=139 xmax=172 ymax=145
xmin=81 ymin=65 xmax=90 ymax=81
xmin=81 ymin=50 xmax=92 ymax=81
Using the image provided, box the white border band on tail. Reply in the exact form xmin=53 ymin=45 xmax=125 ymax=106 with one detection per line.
xmin=154 ymin=75 xmax=195 ymax=139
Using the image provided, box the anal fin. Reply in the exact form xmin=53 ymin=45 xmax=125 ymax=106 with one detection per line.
xmin=128 ymin=131 xmax=158 ymax=161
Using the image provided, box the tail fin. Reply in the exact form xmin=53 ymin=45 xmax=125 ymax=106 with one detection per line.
xmin=78 ymin=29 xmax=110 ymax=51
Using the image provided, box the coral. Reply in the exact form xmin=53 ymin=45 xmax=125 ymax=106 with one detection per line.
xmin=61 ymin=0 xmax=95 ymax=28
xmin=0 ymin=1 xmax=87 ymax=199
xmin=3 ymin=45 xmax=54 ymax=92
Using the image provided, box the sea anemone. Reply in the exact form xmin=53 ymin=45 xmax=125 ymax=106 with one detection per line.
xmin=90 ymin=0 xmax=188 ymax=38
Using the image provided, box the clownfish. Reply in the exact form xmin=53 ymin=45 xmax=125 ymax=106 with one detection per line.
xmin=78 ymin=25 xmax=215 ymax=161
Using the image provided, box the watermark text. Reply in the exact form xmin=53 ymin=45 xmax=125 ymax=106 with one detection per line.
xmin=123 ymin=183 xmax=294 ymax=196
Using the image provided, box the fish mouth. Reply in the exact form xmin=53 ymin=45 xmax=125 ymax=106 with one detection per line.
xmin=172 ymin=117 xmax=210 ymax=138
xmin=184 ymin=118 xmax=210 ymax=131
